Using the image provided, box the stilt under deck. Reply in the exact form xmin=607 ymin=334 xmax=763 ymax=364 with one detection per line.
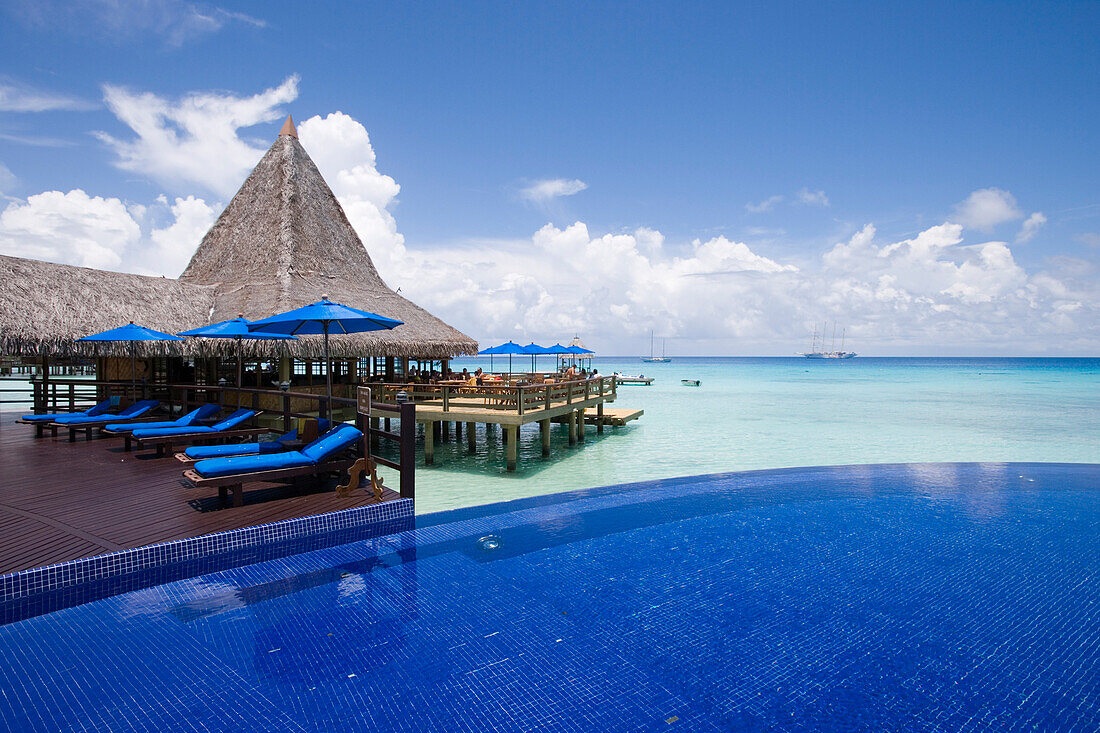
xmin=374 ymin=378 xmax=640 ymax=472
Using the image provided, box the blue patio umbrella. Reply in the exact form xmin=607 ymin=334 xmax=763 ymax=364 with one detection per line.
xmin=478 ymin=341 xmax=525 ymax=373
xmin=545 ymin=343 xmax=571 ymax=370
xmin=520 ymin=342 xmax=550 ymax=372
xmin=179 ymin=316 xmax=298 ymax=406
xmin=247 ymin=296 xmax=403 ymax=407
xmin=77 ymin=322 xmax=184 ymax=397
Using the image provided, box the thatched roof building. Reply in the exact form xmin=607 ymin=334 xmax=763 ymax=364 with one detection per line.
xmin=0 ymin=117 xmax=477 ymax=360
xmin=0 ymin=254 xmax=215 ymax=357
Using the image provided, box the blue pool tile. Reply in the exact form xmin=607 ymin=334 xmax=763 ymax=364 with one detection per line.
xmin=0 ymin=462 xmax=1096 ymax=731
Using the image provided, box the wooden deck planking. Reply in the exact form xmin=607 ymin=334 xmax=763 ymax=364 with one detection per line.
xmin=0 ymin=414 xmax=399 ymax=575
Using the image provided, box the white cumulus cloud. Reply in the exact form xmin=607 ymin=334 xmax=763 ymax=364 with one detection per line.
xmin=146 ymin=195 xmax=219 ymax=275
xmin=0 ymin=190 xmax=140 ymax=269
xmin=97 ymin=75 xmax=299 ymax=197
xmin=0 ymin=162 xmax=15 ymax=193
xmin=519 ymin=178 xmax=588 ymax=203
xmin=297 ymin=111 xmax=407 ymax=278
xmin=1016 ymin=212 xmax=1047 ymax=242
xmin=951 ymin=187 xmax=1023 ymax=232
xmin=0 ymin=189 xmax=217 ymax=275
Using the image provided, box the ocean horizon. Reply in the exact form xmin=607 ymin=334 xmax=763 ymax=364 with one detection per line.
xmin=5 ymin=356 xmax=1097 ymax=515
xmin=419 ymin=356 xmax=1100 ymax=513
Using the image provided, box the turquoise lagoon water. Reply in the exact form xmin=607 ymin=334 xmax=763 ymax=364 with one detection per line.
xmin=4 ymin=359 xmax=1097 ymax=515
xmin=413 ymin=357 xmax=1100 ymax=513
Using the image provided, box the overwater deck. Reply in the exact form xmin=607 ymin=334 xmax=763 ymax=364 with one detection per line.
xmin=0 ymin=414 xmax=398 ymax=575
xmin=371 ymin=376 xmax=639 ymax=470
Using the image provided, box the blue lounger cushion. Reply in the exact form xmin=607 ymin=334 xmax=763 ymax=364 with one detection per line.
xmin=301 ymin=423 xmax=363 ymax=461
xmin=131 ymin=409 xmax=257 ymax=439
xmin=21 ymin=397 xmax=119 ymax=422
xmin=183 ymin=420 xmax=332 ymax=460
xmin=106 ymin=403 xmax=220 ymax=433
xmin=54 ymin=400 xmax=159 ymax=425
xmin=183 ymin=441 xmax=285 ymax=460
xmin=193 ymin=424 xmax=362 ymax=479
xmin=193 ymin=450 xmax=315 ymax=478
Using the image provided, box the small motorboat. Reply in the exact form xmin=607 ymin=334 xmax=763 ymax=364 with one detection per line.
xmin=681 ymin=379 xmax=701 ymax=387
xmin=613 ymin=372 xmax=654 ymax=385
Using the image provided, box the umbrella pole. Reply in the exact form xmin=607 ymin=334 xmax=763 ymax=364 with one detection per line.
xmin=324 ymin=323 xmax=332 ymax=421
xmin=236 ymin=337 xmax=243 ymax=408
xmin=130 ymin=341 xmax=137 ymax=403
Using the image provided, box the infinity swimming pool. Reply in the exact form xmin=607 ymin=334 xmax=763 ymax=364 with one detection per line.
xmin=1 ymin=463 xmax=1096 ymax=731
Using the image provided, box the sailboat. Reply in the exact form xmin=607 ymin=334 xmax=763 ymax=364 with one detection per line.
xmin=801 ymin=322 xmax=857 ymax=359
xmin=641 ymin=330 xmax=671 ymax=363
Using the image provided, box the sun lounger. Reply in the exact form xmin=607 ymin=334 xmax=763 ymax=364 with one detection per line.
xmin=46 ymin=400 xmax=162 ymax=441
xmin=183 ymin=423 xmax=364 ymax=507
xmin=128 ymin=409 xmax=264 ymax=456
xmin=15 ymin=397 xmax=120 ymax=437
xmin=176 ymin=420 xmax=332 ymax=463
xmin=18 ymin=397 xmax=118 ymax=423
xmin=102 ymin=404 xmax=222 ymax=447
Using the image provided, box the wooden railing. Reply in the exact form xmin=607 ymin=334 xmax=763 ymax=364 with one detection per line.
xmin=8 ymin=378 xmax=417 ymax=500
xmin=363 ymin=376 xmax=617 ymax=416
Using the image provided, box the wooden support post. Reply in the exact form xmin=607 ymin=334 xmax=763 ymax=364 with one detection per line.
xmin=454 ymin=420 xmax=462 ymax=440
xmin=371 ymin=416 xmax=380 ymax=452
xmin=505 ymin=425 xmax=518 ymax=471
xmin=576 ymin=409 xmax=586 ymax=442
xmin=399 ymin=401 xmax=416 ymax=500
xmin=541 ymin=418 xmax=551 ymax=457
xmin=466 ymin=421 xmax=476 ymax=453
xmin=568 ymin=411 xmax=577 ymax=445
xmin=424 ymin=421 xmax=434 ymax=465
xmin=442 ymin=420 xmax=450 ymax=440
xmin=597 ymin=401 xmax=605 ymax=434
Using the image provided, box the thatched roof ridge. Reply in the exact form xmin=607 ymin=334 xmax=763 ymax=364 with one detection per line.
xmin=179 ymin=131 xmax=478 ymax=359
xmin=0 ymin=254 xmax=215 ymax=357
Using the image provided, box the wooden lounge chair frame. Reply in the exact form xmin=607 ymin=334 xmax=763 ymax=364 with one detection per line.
xmin=173 ymin=434 xmax=307 ymax=464
xmin=126 ymin=414 xmax=266 ymax=456
xmin=183 ymin=456 xmax=357 ymax=507
xmin=100 ymin=416 xmax=222 ymax=446
xmin=50 ymin=414 xmax=171 ymax=443
xmin=13 ymin=417 xmax=61 ymax=439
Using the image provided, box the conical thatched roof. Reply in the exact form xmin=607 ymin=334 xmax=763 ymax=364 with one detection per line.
xmin=0 ymin=118 xmax=478 ymax=360
xmin=179 ymin=121 xmax=477 ymax=359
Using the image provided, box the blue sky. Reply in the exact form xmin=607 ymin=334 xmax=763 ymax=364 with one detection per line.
xmin=0 ymin=0 xmax=1097 ymax=354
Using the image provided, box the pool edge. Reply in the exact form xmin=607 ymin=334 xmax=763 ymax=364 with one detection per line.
xmin=0 ymin=497 xmax=414 ymax=603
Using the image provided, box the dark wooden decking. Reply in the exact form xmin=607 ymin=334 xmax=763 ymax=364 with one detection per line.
xmin=0 ymin=413 xmax=399 ymax=575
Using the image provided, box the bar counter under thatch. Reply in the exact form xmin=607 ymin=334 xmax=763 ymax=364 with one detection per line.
xmin=0 ymin=116 xmax=477 ymax=361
